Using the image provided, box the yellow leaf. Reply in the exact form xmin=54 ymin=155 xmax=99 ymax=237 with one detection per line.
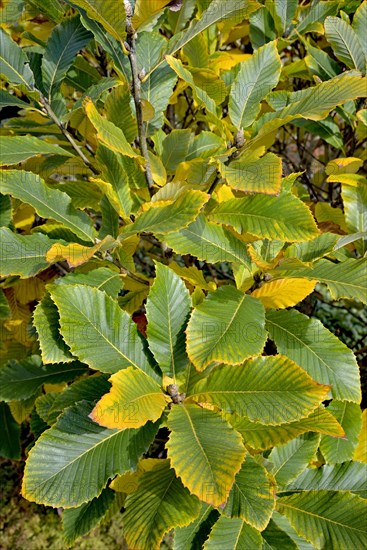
xmin=148 ymin=151 xmax=167 ymax=187
xmin=122 ymin=274 xmax=150 ymax=292
xmin=209 ymin=50 xmax=251 ymax=73
xmin=84 ymin=98 xmax=140 ymax=159
xmin=3 ymin=288 xmax=32 ymax=346
xmin=248 ymin=243 xmax=283 ymax=270
xmin=141 ymin=99 xmax=155 ymax=122
xmin=111 ymin=459 xmax=159 ymax=493
xmin=326 ymin=157 xmax=363 ymax=175
xmin=46 ymin=237 xmax=115 ymax=268
xmin=44 ymin=383 xmax=67 ymax=393
xmin=354 ymin=409 xmax=367 ymax=463
xmin=13 ymin=278 xmax=45 ymax=304
xmin=140 ymin=199 xmax=173 ymax=212
xmin=90 ymin=367 xmax=169 ymax=429
xmin=191 ymin=287 xmax=205 ymax=307
xmin=9 ymin=398 xmax=35 ymax=423
xmin=90 ymin=177 xmax=122 ymax=214
xmin=132 ymin=0 xmax=171 ymax=30
xmin=215 ymin=184 xmax=235 ymax=202
xmin=119 ymin=289 xmax=149 ymax=314
xmin=315 ymin=202 xmax=348 ymax=232
xmin=252 ymin=278 xmax=316 ymax=309
xmin=168 ymin=262 xmax=216 ymax=291
xmin=13 ymin=203 xmax=35 ymax=231
xmin=327 ymin=173 xmax=367 ymax=186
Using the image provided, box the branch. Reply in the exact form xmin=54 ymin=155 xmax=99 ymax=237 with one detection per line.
xmin=39 ymin=94 xmax=99 ymax=175
xmin=124 ymin=1 xmax=154 ymax=191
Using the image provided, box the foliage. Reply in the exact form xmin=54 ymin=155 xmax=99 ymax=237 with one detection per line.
xmin=0 ymin=0 xmax=367 ymax=549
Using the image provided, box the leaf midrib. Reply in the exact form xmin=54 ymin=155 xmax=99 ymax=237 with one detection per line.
xmin=0 ymin=54 xmax=31 ymax=88
xmin=44 ymin=21 xmax=84 ymax=97
xmin=279 ymin=499 xmax=366 ymax=533
xmin=1 ymin=178 xmax=93 ymax=242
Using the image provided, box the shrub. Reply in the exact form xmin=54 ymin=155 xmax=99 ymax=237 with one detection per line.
xmin=0 ymin=0 xmax=367 ymax=548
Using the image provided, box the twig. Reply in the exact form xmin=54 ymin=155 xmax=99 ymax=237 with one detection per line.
xmin=208 ymin=130 xmax=244 ymax=195
xmin=124 ymin=1 xmax=154 ymax=191
xmin=39 ymin=94 xmax=99 ymax=175
xmin=107 ymin=253 xmax=150 ymax=286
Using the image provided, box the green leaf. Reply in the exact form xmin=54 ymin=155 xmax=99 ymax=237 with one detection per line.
xmin=188 ymin=355 xmax=330 ymax=425
xmin=149 ymin=0 xmax=260 ymax=77
xmin=166 ymin=404 xmax=246 ymax=507
xmin=266 ymin=309 xmax=361 ymax=403
xmin=22 ymin=400 xmax=158 ymax=507
xmin=204 ymin=517 xmax=263 ymax=550
xmin=275 ymin=258 xmax=367 ymax=304
xmin=352 ymin=1 xmax=367 ymax=58
xmin=70 ymin=75 xmax=119 ymax=114
xmin=130 ymin=32 xmax=178 ymax=133
xmin=229 ymin=41 xmax=281 ymax=129
xmin=55 ymin=267 xmax=123 ymax=297
xmin=222 ymin=454 xmax=275 ymax=530
xmin=252 ymin=75 xmax=367 ymax=146
xmin=0 ymin=401 xmax=21 ymax=459
xmin=0 ymin=89 xmax=33 ymax=109
xmin=96 ymin=145 xmax=133 ymax=217
xmin=230 ymin=407 xmax=345 ymax=451
xmin=174 ymin=503 xmax=213 ymax=550
xmin=295 ymin=0 xmax=338 ymax=35
xmin=186 ymin=286 xmax=266 ymax=371
xmin=0 ymin=28 xmax=34 ymax=88
xmin=324 ymin=16 xmax=366 ymax=73
xmin=37 ymin=374 xmax=111 ymax=426
xmin=261 ymin=519 xmax=298 ymax=550
xmin=0 ymin=289 xmax=10 ymax=320
xmin=304 ymin=43 xmax=342 ymax=80
xmin=161 ymin=129 xmax=193 ymax=173
xmin=273 ymin=0 xmax=297 ymax=33
xmin=0 ymin=228 xmax=55 ymax=278
xmin=49 ymin=284 xmax=158 ymax=378
xmin=320 ymin=401 xmax=362 ymax=464
xmin=64 ymin=0 xmax=126 ymax=42
xmin=33 ymin=293 xmax=75 ymax=364
xmin=186 ymin=132 xmax=224 ymax=161
xmin=79 ymin=12 xmax=128 ymax=81
xmin=104 ymin=84 xmax=138 ymax=143
xmin=277 ymin=491 xmax=367 ymax=550
xmin=220 ymin=152 xmax=282 ymax=194
xmin=0 ymin=355 xmax=87 ymax=401
xmin=146 ymin=263 xmax=191 ymax=380
xmin=62 ymin=488 xmax=115 ymax=546
xmin=209 ymin=193 xmax=319 ymax=242
xmin=42 ymin=15 xmax=93 ymax=104
xmin=84 ymin=99 xmax=139 ymax=158
xmin=286 ymin=461 xmax=367 ymax=498
xmin=342 ymin=182 xmax=367 ymax=255
xmin=123 ymin=459 xmax=201 ymax=550
xmin=0 ymin=135 xmax=74 ymax=166
xmin=283 ymin=233 xmax=339 ymax=264
xmin=166 ymin=56 xmax=218 ymax=117
xmin=121 ymin=190 xmax=208 ymax=237
xmin=161 ymin=214 xmax=251 ymax=266
xmin=0 ymin=192 xmax=12 ymax=228
xmin=0 ymin=170 xmax=96 ymax=243
xmin=90 ymin=366 xmax=168 ymax=429
xmin=26 ymin=0 xmax=65 ymax=23
xmin=272 ymin=511 xmax=316 ymax=550
xmin=269 ymin=433 xmax=321 ymax=487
